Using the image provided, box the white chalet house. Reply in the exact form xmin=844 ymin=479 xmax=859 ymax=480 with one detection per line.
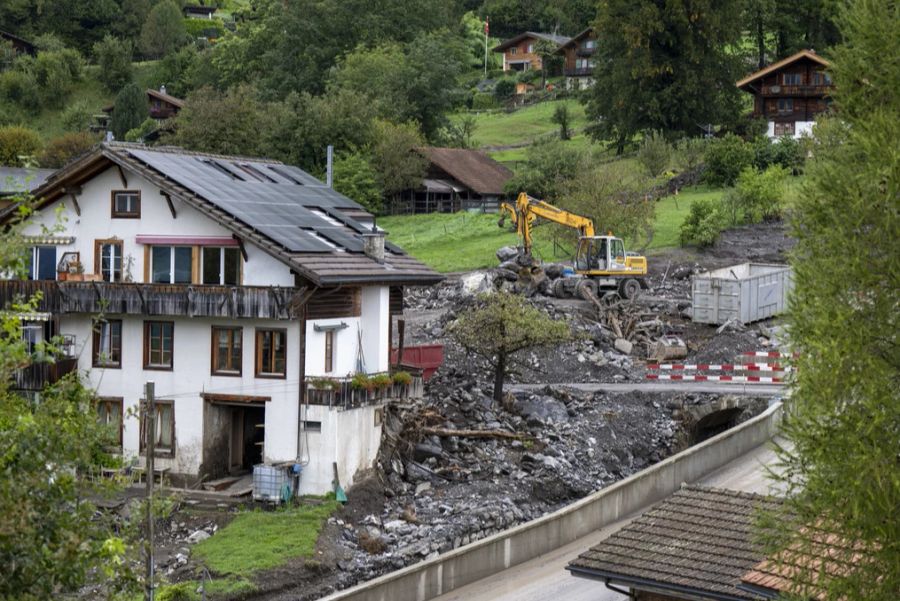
xmin=0 ymin=143 xmax=441 ymax=495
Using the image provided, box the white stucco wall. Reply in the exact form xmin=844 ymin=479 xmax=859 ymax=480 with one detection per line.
xmin=304 ymin=317 xmax=362 ymax=378
xmin=21 ymin=166 xmax=294 ymax=287
xmin=60 ymin=314 xmax=302 ymax=475
xmin=297 ymin=403 xmax=383 ymax=495
xmin=766 ymin=120 xmax=815 ymax=140
xmin=360 ymin=286 xmax=390 ymax=373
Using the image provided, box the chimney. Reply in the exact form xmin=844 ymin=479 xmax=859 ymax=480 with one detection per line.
xmin=326 ymin=144 xmax=333 ymax=188
xmin=362 ymin=222 xmax=385 ymax=263
xmin=160 ymin=84 xmax=166 ymax=95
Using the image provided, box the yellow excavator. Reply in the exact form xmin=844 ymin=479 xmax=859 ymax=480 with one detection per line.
xmin=498 ymin=192 xmax=648 ymax=300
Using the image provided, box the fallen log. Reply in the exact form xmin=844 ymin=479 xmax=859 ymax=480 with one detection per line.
xmin=422 ymin=427 xmax=524 ymax=440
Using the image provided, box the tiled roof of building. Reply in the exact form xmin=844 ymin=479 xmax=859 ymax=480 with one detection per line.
xmin=0 ymin=167 xmax=55 ymax=196
xmin=9 ymin=143 xmax=441 ymax=286
xmin=146 ymin=87 xmax=185 ymax=108
xmin=417 ymin=147 xmax=512 ymax=196
xmin=567 ymin=485 xmax=785 ymax=601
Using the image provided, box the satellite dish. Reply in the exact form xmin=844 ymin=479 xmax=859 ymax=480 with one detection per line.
xmin=770 ymin=85 xmax=781 ymax=93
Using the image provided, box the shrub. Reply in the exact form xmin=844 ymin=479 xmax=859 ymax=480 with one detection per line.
xmin=0 ymin=125 xmax=42 ymax=167
xmin=703 ymin=133 xmax=754 ymax=186
xmin=184 ymin=18 xmax=225 ymax=40
xmin=32 ymin=49 xmax=84 ymax=107
xmin=680 ymin=198 xmax=726 ymax=247
xmin=39 ymin=131 xmax=99 ymax=168
xmin=675 ymin=137 xmax=707 ymax=172
xmin=124 ymin=118 xmax=159 ymax=142
xmin=0 ymin=69 xmax=38 ymax=107
xmin=60 ymin=99 xmax=95 ymax=132
xmin=493 ymin=78 xmax=515 ymax=101
xmin=637 ymin=130 xmax=672 ymax=177
xmin=471 ymin=91 xmax=496 ymax=110
xmin=391 ymin=370 xmax=412 ymax=385
xmin=769 ymin=136 xmax=805 ymax=173
xmin=93 ymin=34 xmax=133 ymax=92
xmin=309 ymin=378 xmax=337 ymax=391
xmin=733 ymin=165 xmax=789 ymax=222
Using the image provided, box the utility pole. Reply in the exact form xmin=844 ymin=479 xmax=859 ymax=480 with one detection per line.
xmin=145 ymin=381 xmax=155 ymax=601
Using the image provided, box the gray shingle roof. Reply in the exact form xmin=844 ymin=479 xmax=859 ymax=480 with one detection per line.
xmin=567 ymin=485 xmax=784 ymax=601
xmin=0 ymin=167 xmax=55 ymax=196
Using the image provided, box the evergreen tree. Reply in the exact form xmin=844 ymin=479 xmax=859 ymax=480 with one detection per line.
xmin=767 ymin=1 xmax=900 ymax=599
xmin=110 ymin=83 xmax=148 ymax=141
xmin=584 ymin=0 xmax=744 ymax=150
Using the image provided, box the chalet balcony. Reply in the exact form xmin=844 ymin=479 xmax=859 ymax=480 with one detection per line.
xmin=564 ymin=67 xmax=594 ymax=77
xmin=575 ymin=47 xmax=596 ymax=57
xmin=14 ymin=356 xmax=79 ymax=391
xmin=305 ymin=370 xmax=425 ymax=409
xmin=0 ymin=280 xmax=307 ymax=320
xmin=760 ymin=84 xmax=832 ymax=97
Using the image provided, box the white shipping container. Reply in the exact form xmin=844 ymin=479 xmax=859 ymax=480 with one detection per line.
xmin=691 ymin=263 xmax=793 ymax=325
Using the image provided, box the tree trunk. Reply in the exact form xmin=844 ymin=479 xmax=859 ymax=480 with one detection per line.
xmin=492 ymin=352 xmax=506 ymax=404
xmin=756 ymin=7 xmax=766 ymax=69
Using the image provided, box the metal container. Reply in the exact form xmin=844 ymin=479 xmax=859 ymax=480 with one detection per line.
xmin=691 ymin=263 xmax=793 ymax=325
xmin=252 ymin=464 xmax=292 ymax=503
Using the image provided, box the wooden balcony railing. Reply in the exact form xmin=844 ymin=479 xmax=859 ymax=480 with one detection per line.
xmin=14 ymin=356 xmax=79 ymax=391
xmin=761 ymin=84 xmax=831 ymax=96
xmin=0 ymin=279 xmax=307 ymax=320
xmin=564 ymin=67 xmax=593 ymax=77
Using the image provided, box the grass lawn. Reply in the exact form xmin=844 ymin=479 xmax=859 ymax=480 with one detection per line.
xmin=384 ymin=185 xmax=731 ymax=273
xmin=193 ymin=498 xmax=340 ymax=577
xmin=381 ymin=212 xmax=567 ymax=273
xmin=455 ymin=99 xmax=587 ymax=148
xmin=647 ymin=185 xmax=727 ymax=251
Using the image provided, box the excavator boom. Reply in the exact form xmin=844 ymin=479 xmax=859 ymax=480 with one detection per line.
xmin=502 ymin=192 xmax=595 ymax=253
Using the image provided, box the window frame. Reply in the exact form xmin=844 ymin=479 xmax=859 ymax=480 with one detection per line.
xmin=143 ymin=320 xmax=174 ymax=370
xmin=111 ymin=190 xmax=141 ymax=218
xmin=139 ymin=399 xmax=175 ymax=457
xmin=777 ymin=98 xmax=794 ymax=114
xmin=324 ymin=330 xmax=335 ymax=373
xmin=211 ymin=326 xmax=243 ymax=376
xmin=93 ymin=318 xmax=122 ymax=368
xmin=150 ymin=245 xmax=193 ymax=284
xmin=94 ymin=239 xmax=124 ymax=282
xmin=255 ymin=328 xmax=287 ymax=379
xmin=29 ymin=245 xmax=57 ymax=280
xmin=97 ymin=397 xmax=124 ymax=450
xmin=783 ymin=73 xmax=802 ymax=86
xmin=201 ymin=246 xmax=242 ymax=286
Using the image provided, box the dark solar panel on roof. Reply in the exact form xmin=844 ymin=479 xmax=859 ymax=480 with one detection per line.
xmin=126 ymin=148 xmax=371 ymax=254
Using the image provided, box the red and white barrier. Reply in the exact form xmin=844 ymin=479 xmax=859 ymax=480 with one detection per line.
xmin=646 ymin=374 xmax=784 ymax=383
xmin=646 ymin=351 xmax=794 ymax=385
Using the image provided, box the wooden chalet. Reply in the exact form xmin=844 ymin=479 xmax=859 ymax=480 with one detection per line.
xmin=103 ymin=85 xmax=185 ymax=122
xmin=0 ymin=30 xmax=36 ymax=57
xmin=389 ymin=147 xmax=513 ymax=214
xmin=737 ymin=49 xmax=833 ymax=139
xmin=183 ymin=4 xmax=217 ymax=19
xmin=493 ymin=31 xmax=570 ymax=72
xmin=556 ymin=28 xmax=596 ymax=89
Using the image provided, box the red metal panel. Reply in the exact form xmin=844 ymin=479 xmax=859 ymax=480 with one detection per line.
xmin=391 ymin=344 xmax=444 ymax=381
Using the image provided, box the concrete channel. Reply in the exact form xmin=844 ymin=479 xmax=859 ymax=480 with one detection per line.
xmin=319 ymin=400 xmax=784 ymax=601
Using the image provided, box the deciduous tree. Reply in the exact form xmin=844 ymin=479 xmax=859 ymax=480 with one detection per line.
xmin=585 ymin=0 xmax=744 ymax=149
xmin=449 ymin=291 xmax=571 ymax=403
xmin=93 ymin=34 xmax=133 ymax=93
xmin=369 ymin=119 xmax=428 ymax=200
xmin=140 ymin=0 xmax=187 ymax=59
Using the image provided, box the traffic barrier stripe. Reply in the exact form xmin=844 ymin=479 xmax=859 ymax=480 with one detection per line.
xmin=646 ymin=374 xmax=783 ymax=383
xmin=647 ymin=363 xmax=790 ymax=372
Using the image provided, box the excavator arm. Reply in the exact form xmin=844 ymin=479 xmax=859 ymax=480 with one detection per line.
xmin=501 ymin=192 xmax=595 ymax=253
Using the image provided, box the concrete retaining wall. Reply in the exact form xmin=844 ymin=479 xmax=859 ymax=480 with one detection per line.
xmin=320 ymin=401 xmax=784 ymax=601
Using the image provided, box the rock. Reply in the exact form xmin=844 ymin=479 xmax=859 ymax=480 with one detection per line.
xmin=186 ymin=530 xmax=211 ymax=544
xmin=413 ymin=442 xmax=443 ymax=462
xmin=460 ymin=271 xmax=494 ymax=295
xmin=496 ymin=246 xmax=519 ymax=262
xmin=514 ymin=396 xmax=570 ymax=423
xmin=614 ymin=338 xmax=633 ymax=355
xmin=415 ymin=482 xmax=432 ymax=496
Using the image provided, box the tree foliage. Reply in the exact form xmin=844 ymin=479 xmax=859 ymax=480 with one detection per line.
xmin=636 ymin=130 xmax=672 ymax=178
xmin=173 ymin=85 xmax=269 ymax=157
xmin=0 ymin=125 xmax=42 ymax=166
xmin=110 ymin=82 xmax=148 ymax=141
xmin=369 ymin=119 xmax=428 ymax=199
xmin=703 ymin=133 xmax=755 ymax=186
xmin=39 ymin=131 xmax=99 ymax=168
xmin=551 ymin=103 xmax=571 ymax=140
xmin=332 ymin=151 xmax=383 ymax=214
xmin=140 ymin=0 xmax=187 ymax=60
xmin=585 ymin=0 xmax=744 ymax=147
xmin=449 ymin=291 xmax=571 ymax=402
xmin=679 ymin=198 xmax=725 ymax=247
xmin=505 ymin=138 xmax=587 ymax=200
xmin=766 ymin=2 xmax=900 ymax=599
xmin=93 ymin=34 xmax=133 ymax=93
